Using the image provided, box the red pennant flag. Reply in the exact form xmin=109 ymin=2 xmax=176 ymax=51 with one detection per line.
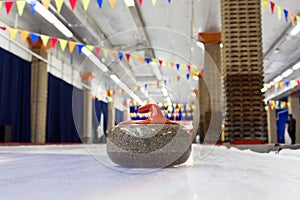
xmin=5 ymin=2 xmax=14 ymax=14
xmin=297 ymin=80 xmax=300 ymax=87
xmin=158 ymin=60 xmax=163 ymax=66
xmin=125 ymin=53 xmax=131 ymax=61
xmin=0 ymin=26 xmax=7 ymax=31
xmin=177 ymin=76 xmax=180 ymax=81
xmin=94 ymin=47 xmax=101 ymax=57
xmin=187 ymin=65 xmax=191 ymax=72
xmin=69 ymin=0 xmax=77 ymax=11
xmin=51 ymin=37 xmax=58 ymax=48
xmin=138 ymin=0 xmax=143 ymax=5
xmin=270 ymin=1 xmax=275 ymax=14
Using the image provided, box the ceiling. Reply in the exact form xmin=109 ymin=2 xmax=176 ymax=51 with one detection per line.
xmin=0 ymin=0 xmax=299 ymax=102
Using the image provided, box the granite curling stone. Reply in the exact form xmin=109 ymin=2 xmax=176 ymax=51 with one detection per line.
xmin=107 ymin=104 xmax=192 ymax=168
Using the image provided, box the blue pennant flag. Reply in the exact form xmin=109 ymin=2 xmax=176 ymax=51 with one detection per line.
xmin=285 ymin=81 xmax=290 ymax=87
xmin=284 ymin=9 xmax=289 ymax=22
xmin=144 ymin=84 xmax=148 ymax=89
xmin=176 ymin=64 xmax=180 ymax=70
xmin=164 ymin=80 xmax=167 ymax=85
xmin=186 ymin=73 xmax=190 ymax=80
xmin=118 ymin=52 xmax=123 ymax=61
xmin=168 ymin=0 xmax=171 ymax=4
xmin=30 ymin=33 xmax=39 ymax=44
xmin=145 ymin=58 xmax=151 ymax=64
xmin=30 ymin=1 xmax=36 ymax=14
xmin=77 ymin=44 xmax=84 ymax=54
xmin=97 ymin=0 xmax=103 ymax=8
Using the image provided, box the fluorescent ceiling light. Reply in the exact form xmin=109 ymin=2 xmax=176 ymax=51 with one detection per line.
xmin=282 ymin=69 xmax=293 ymax=78
xmin=82 ymin=47 xmax=109 ymax=72
xmin=290 ymin=24 xmax=300 ymax=36
xmin=152 ymin=64 xmax=163 ymax=80
xmin=30 ymin=1 xmax=73 ymax=38
xmin=270 ymin=81 xmax=275 ymax=86
xmin=161 ymin=87 xmax=168 ymax=97
xmin=196 ymin=41 xmax=204 ymax=50
xmin=193 ymin=75 xmax=199 ymax=81
xmin=292 ymin=62 xmax=300 ymax=70
xmin=274 ymin=75 xmax=283 ymax=83
xmin=261 ymin=87 xmax=267 ymax=93
xmin=110 ymin=74 xmax=120 ymax=84
xmin=124 ymin=0 xmax=135 ymax=7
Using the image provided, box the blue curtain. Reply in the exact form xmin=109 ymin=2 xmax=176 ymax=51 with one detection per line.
xmin=276 ymin=108 xmax=288 ymax=143
xmin=0 ymin=48 xmax=31 ymax=142
xmin=115 ymin=109 xmax=124 ymax=124
xmin=46 ymin=74 xmax=82 ymax=143
xmin=93 ymin=99 xmax=108 ymax=135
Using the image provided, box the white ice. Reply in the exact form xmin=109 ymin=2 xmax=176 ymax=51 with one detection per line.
xmin=0 ymin=144 xmax=300 ymax=200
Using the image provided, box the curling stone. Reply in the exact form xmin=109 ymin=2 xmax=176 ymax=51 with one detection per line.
xmin=107 ymin=104 xmax=192 ymax=168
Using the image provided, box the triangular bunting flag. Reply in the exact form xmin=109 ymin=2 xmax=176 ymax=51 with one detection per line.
xmin=55 ymin=0 xmax=64 ymax=13
xmin=297 ymin=16 xmax=300 ymax=25
xmin=16 ymin=0 xmax=26 ymax=16
xmin=30 ymin=33 xmax=40 ymax=44
xmin=186 ymin=74 xmax=190 ymax=80
xmin=111 ymin=51 xmax=117 ymax=56
xmin=140 ymin=56 xmax=145 ymax=63
xmin=176 ymin=64 xmax=180 ymax=70
xmin=145 ymin=58 xmax=151 ymax=64
xmin=168 ymin=0 xmax=171 ymax=4
xmin=30 ymin=1 xmax=36 ymax=14
xmin=82 ymin=0 xmax=91 ymax=11
xmin=41 ymin=0 xmax=51 ymax=9
xmin=59 ymin=39 xmax=68 ymax=51
xmin=118 ymin=52 xmax=123 ymax=61
xmin=20 ymin=30 xmax=29 ymax=42
xmin=69 ymin=41 xmax=77 ymax=53
xmin=284 ymin=9 xmax=289 ymax=22
xmin=109 ymin=0 xmax=116 ymax=8
xmin=103 ymin=49 xmax=109 ymax=57
xmin=290 ymin=13 xmax=295 ymax=26
xmin=138 ymin=0 xmax=143 ymax=5
xmin=9 ymin=28 xmax=18 ymax=40
xmin=77 ymin=44 xmax=84 ymax=54
xmin=0 ymin=2 xmax=2 ymax=9
xmin=277 ymin=6 xmax=282 ymax=20
xmin=40 ymin=35 xmax=50 ymax=46
xmin=69 ymin=0 xmax=77 ymax=11
xmin=97 ymin=0 xmax=103 ymax=8
xmin=86 ymin=45 xmax=94 ymax=51
xmin=262 ymin=0 xmax=267 ymax=10
xmin=158 ymin=60 xmax=163 ymax=66
xmin=94 ymin=47 xmax=100 ymax=57
xmin=5 ymin=2 xmax=14 ymax=14
xmin=152 ymin=58 xmax=157 ymax=63
xmin=132 ymin=54 xmax=138 ymax=60
xmin=151 ymin=0 xmax=157 ymax=6
xmin=51 ymin=37 xmax=58 ymax=47
xmin=125 ymin=53 xmax=131 ymax=61
xmin=270 ymin=1 xmax=275 ymax=14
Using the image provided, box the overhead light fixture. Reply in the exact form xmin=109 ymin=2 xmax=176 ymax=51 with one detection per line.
xmin=161 ymin=87 xmax=168 ymax=97
xmin=292 ymin=62 xmax=300 ymax=70
xmin=282 ymin=69 xmax=293 ymax=78
xmin=110 ymin=74 xmax=121 ymax=84
xmin=261 ymin=87 xmax=267 ymax=93
xmin=274 ymin=75 xmax=283 ymax=83
xmin=193 ymin=75 xmax=199 ymax=81
xmin=82 ymin=47 xmax=109 ymax=72
xmin=30 ymin=1 xmax=73 ymax=38
xmin=196 ymin=41 xmax=204 ymax=50
xmin=124 ymin=0 xmax=135 ymax=7
xmin=219 ymin=43 xmax=223 ymax=48
xmin=291 ymin=24 xmax=300 ymax=36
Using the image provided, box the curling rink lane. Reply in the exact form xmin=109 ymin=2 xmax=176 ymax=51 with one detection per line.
xmin=0 ymin=144 xmax=300 ymax=200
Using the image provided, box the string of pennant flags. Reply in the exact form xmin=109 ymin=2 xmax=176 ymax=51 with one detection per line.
xmin=0 ymin=25 xmax=204 ymax=76
xmin=264 ymin=100 xmax=290 ymax=111
xmin=0 ymin=0 xmax=202 ymax=15
xmin=263 ymin=80 xmax=300 ymax=92
xmin=262 ymin=0 xmax=300 ymax=26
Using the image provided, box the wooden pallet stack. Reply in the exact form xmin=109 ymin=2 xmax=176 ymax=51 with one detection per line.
xmin=221 ymin=0 xmax=267 ymax=142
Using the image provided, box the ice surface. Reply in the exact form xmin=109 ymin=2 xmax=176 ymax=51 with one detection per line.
xmin=0 ymin=144 xmax=300 ymax=200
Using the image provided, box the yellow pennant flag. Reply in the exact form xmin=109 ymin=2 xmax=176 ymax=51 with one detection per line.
xmin=82 ymin=0 xmax=91 ymax=11
xmin=262 ymin=0 xmax=268 ymax=11
xmin=16 ymin=0 xmax=26 ymax=16
xmin=109 ymin=0 xmax=116 ymax=8
xmin=151 ymin=0 xmax=157 ymax=6
xmin=0 ymin=2 xmax=2 ymax=9
xmin=277 ymin=6 xmax=282 ymax=20
xmin=54 ymin=0 xmax=64 ymax=13
xmin=9 ymin=28 xmax=18 ymax=40
xmin=297 ymin=16 xmax=300 ymax=25
xmin=40 ymin=35 xmax=50 ymax=46
xmin=103 ymin=49 xmax=109 ymax=58
xmin=41 ymin=0 xmax=51 ymax=9
xmin=132 ymin=54 xmax=139 ymax=60
xmin=69 ymin=41 xmax=77 ymax=53
xmin=86 ymin=45 xmax=94 ymax=51
xmin=59 ymin=39 xmax=68 ymax=51
xmin=290 ymin=13 xmax=295 ymax=26
xmin=152 ymin=58 xmax=157 ymax=63
xmin=20 ymin=30 xmax=29 ymax=42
